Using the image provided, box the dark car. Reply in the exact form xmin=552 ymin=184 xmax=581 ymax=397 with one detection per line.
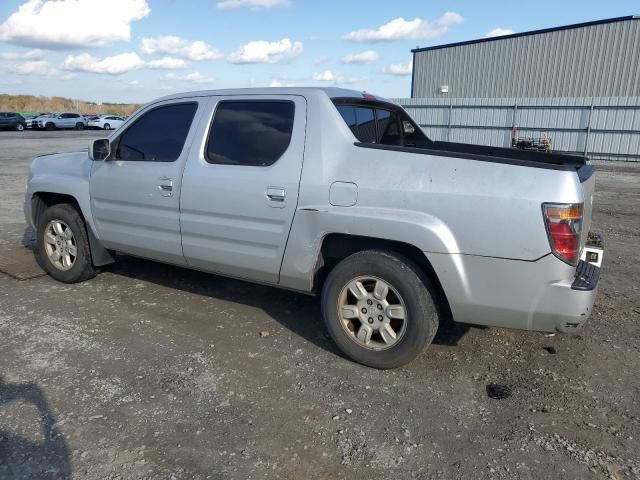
xmin=0 ymin=112 xmax=27 ymax=131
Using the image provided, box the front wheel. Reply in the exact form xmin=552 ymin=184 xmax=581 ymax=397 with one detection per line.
xmin=45 ymin=122 xmax=55 ymax=131
xmin=36 ymin=204 xmax=97 ymax=283
xmin=15 ymin=123 xmax=25 ymax=131
xmin=321 ymin=250 xmax=439 ymax=369
xmin=103 ymin=123 xmax=111 ymax=130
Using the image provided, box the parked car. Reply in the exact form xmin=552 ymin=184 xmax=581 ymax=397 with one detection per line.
xmin=0 ymin=112 xmax=27 ymax=131
xmin=29 ymin=112 xmax=87 ymax=130
xmin=24 ymin=88 xmax=603 ymax=368
xmin=87 ymin=115 xmax=125 ymax=130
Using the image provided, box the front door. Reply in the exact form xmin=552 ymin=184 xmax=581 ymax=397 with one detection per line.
xmin=180 ymin=95 xmax=306 ymax=284
xmin=89 ymin=100 xmax=202 ymax=265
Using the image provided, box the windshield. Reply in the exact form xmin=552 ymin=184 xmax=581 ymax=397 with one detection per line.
xmin=332 ymin=98 xmax=431 ymax=148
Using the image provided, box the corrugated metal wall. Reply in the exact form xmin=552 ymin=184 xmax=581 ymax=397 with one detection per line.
xmin=392 ymin=96 xmax=640 ymax=161
xmin=412 ymin=18 xmax=640 ymax=99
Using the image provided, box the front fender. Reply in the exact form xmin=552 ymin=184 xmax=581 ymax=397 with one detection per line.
xmin=26 ymin=173 xmax=96 ymax=234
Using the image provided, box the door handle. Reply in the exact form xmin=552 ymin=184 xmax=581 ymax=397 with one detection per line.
xmin=158 ymin=177 xmax=174 ymax=197
xmin=266 ymin=187 xmax=286 ymax=208
xmin=266 ymin=187 xmax=285 ymax=202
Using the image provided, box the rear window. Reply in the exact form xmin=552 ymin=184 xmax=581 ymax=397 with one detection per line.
xmin=334 ymin=101 xmax=430 ymax=147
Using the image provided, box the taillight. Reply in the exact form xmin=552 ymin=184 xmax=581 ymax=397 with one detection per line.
xmin=542 ymin=203 xmax=583 ymax=265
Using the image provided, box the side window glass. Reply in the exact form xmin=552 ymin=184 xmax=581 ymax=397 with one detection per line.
xmin=355 ymin=107 xmax=376 ymax=143
xmin=336 ymin=105 xmax=358 ymax=138
xmin=116 ymin=103 xmax=197 ymax=162
xmin=206 ymin=101 xmax=294 ymax=167
xmin=376 ymin=109 xmax=402 ymax=145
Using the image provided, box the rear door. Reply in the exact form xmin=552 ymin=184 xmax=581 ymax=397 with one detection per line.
xmin=89 ymin=99 xmax=202 ymax=264
xmin=180 ymin=95 xmax=306 ymax=284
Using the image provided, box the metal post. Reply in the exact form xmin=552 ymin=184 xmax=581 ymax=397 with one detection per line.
xmin=448 ymin=104 xmax=453 ymax=141
xmin=512 ymin=103 xmax=518 ymax=147
xmin=584 ymin=103 xmax=594 ymax=158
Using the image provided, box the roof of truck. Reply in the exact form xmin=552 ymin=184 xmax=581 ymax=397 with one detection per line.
xmin=154 ymin=87 xmax=390 ymax=104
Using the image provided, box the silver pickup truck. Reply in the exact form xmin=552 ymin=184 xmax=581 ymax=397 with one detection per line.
xmin=24 ymin=87 xmax=603 ymax=368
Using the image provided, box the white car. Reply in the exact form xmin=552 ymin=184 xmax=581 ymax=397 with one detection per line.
xmin=88 ymin=115 xmax=125 ymax=130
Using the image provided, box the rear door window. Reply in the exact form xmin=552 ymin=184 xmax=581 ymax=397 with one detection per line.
xmin=116 ymin=102 xmax=197 ymax=162
xmin=206 ymin=100 xmax=295 ymax=167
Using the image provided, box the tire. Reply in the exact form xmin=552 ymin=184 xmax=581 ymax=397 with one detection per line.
xmin=103 ymin=123 xmax=110 ymax=130
xmin=75 ymin=122 xmax=84 ymax=130
xmin=36 ymin=203 xmax=98 ymax=283
xmin=15 ymin=123 xmax=25 ymax=132
xmin=321 ymin=250 xmax=439 ymax=369
xmin=45 ymin=122 xmax=55 ymax=131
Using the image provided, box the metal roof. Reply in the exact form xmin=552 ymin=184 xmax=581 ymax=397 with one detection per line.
xmin=411 ymin=15 xmax=639 ymax=53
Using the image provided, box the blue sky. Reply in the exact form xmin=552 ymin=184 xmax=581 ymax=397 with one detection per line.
xmin=0 ymin=0 xmax=637 ymax=103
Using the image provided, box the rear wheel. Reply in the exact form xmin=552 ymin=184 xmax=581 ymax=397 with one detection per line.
xmin=103 ymin=123 xmax=111 ymax=130
xmin=321 ymin=250 xmax=439 ymax=369
xmin=75 ymin=122 xmax=84 ymax=130
xmin=15 ymin=122 xmax=25 ymax=132
xmin=36 ymin=204 xmax=97 ymax=283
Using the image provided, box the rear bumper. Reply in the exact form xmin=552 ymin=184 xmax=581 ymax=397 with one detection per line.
xmin=427 ymin=240 xmax=603 ymax=334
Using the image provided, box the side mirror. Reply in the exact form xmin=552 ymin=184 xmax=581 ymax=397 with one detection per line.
xmin=89 ymin=138 xmax=110 ymax=161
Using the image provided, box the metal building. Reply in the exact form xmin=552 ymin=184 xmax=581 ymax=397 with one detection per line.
xmin=410 ymin=16 xmax=640 ymax=99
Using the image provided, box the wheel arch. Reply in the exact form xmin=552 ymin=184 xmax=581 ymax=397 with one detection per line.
xmin=31 ymin=191 xmax=114 ymax=267
xmin=312 ymin=233 xmax=452 ymax=322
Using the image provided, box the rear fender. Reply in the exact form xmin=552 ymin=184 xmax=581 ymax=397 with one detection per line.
xmin=279 ymin=206 xmax=458 ymax=291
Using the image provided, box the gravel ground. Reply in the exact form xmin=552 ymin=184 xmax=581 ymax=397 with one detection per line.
xmin=0 ymin=130 xmax=638 ymax=480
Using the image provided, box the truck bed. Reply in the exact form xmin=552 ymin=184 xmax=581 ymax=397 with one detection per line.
xmin=355 ymin=140 xmax=587 ymax=172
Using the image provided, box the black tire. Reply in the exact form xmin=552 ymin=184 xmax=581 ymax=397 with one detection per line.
xmin=75 ymin=122 xmax=84 ymax=130
xmin=45 ymin=122 xmax=55 ymax=131
xmin=321 ymin=250 xmax=439 ymax=369
xmin=15 ymin=122 xmax=25 ymax=132
xmin=36 ymin=203 xmax=98 ymax=283
xmin=103 ymin=123 xmax=111 ymax=130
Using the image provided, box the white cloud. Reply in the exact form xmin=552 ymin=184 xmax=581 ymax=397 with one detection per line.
xmin=485 ymin=28 xmax=514 ymax=38
xmin=64 ymin=52 xmax=145 ymax=75
xmin=0 ymin=0 xmax=150 ymax=49
xmin=164 ymin=72 xmax=215 ymax=84
xmin=9 ymin=59 xmax=58 ymax=76
xmin=141 ymin=36 xmax=222 ymax=61
xmin=0 ymin=49 xmax=45 ymax=60
xmin=344 ymin=12 xmax=463 ymax=42
xmin=313 ymin=70 xmax=336 ymax=81
xmin=342 ymin=50 xmax=379 ymax=64
xmin=146 ymin=57 xmax=188 ymax=70
xmin=228 ymin=38 xmax=303 ymax=64
xmin=216 ymin=0 xmax=289 ymax=10
xmin=383 ymin=61 xmax=412 ymax=76
xmin=63 ymin=52 xmax=188 ymax=75
xmin=312 ymin=70 xmax=366 ymax=85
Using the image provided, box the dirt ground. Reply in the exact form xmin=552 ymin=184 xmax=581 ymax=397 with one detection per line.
xmin=0 ymin=130 xmax=638 ymax=480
